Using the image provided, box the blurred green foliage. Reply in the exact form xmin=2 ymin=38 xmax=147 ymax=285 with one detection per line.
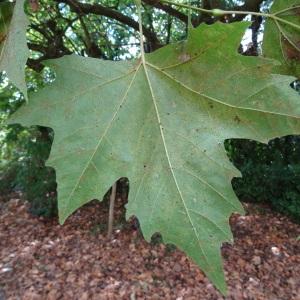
xmin=0 ymin=69 xmax=57 ymax=218
xmin=226 ymin=135 xmax=300 ymax=223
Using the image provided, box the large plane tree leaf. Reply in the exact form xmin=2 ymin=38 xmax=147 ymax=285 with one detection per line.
xmin=0 ymin=0 xmax=29 ymax=99
xmin=263 ymin=0 xmax=300 ymax=78
xmin=9 ymin=22 xmax=300 ymax=294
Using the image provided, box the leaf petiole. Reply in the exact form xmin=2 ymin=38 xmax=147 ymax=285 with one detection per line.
xmin=136 ymin=0 xmax=146 ymax=65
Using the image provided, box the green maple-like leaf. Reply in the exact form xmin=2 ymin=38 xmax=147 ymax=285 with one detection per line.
xmin=9 ymin=22 xmax=300 ymax=294
xmin=263 ymin=0 xmax=300 ymax=78
xmin=0 ymin=0 xmax=29 ymax=99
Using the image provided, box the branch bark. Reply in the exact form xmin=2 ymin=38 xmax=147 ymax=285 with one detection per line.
xmin=142 ymin=0 xmax=188 ymax=24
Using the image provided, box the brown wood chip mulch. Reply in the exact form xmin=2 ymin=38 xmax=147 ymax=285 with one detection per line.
xmin=0 ymin=197 xmax=299 ymax=300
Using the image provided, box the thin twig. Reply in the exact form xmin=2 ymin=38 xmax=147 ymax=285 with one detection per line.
xmin=107 ymin=182 xmax=117 ymax=239
xmin=161 ymin=0 xmax=300 ymax=31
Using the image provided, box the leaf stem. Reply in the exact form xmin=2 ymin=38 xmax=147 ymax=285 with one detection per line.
xmin=160 ymin=0 xmax=300 ymax=31
xmin=161 ymin=0 xmax=269 ymax=17
xmin=136 ymin=0 xmax=146 ymax=65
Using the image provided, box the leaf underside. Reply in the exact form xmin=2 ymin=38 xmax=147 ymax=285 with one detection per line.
xmin=0 ymin=0 xmax=29 ymax=99
xmin=9 ymin=22 xmax=300 ymax=294
xmin=263 ymin=0 xmax=300 ymax=78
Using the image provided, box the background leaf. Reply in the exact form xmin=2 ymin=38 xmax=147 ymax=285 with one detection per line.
xmin=0 ymin=0 xmax=29 ymax=99
xmin=263 ymin=0 xmax=300 ymax=78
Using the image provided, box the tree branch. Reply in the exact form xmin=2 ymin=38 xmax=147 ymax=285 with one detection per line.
xmin=142 ymin=0 xmax=188 ymax=24
xmin=26 ymin=0 xmax=266 ymax=72
xmin=54 ymin=0 xmax=161 ymax=50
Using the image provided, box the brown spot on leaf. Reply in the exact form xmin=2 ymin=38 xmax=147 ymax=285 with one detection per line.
xmin=282 ymin=37 xmax=300 ymax=61
xmin=234 ymin=116 xmax=241 ymax=123
xmin=291 ymin=7 xmax=300 ymax=15
xmin=178 ymin=53 xmax=191 ymax=63
xmin=0 ymin=33 xmax=6 ymax=44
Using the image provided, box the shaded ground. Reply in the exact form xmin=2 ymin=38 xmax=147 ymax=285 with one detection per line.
xmin=0 ymin=195 xmax=299 ymax=300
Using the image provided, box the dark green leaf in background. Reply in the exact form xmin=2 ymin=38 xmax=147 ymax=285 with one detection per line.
xmin=0 ymin=0 xmax=29 ymax=99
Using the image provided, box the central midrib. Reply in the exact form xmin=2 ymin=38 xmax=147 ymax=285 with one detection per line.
xmin=143 ymin=61 xmax=215 ymax=277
